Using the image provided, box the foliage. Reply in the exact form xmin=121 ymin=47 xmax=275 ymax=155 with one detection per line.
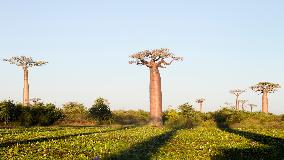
xmin=0 ymin=100 xmax=63 ymax=126
xmin=3 ymin=56 xmax=48 ymax=68
xmin=62 ymin=102 xmax=88 ymax=121
xmin=163 ymin=103 xmax=205 ymax=129
xmin=0 ymin=100 xmax=17 ymax=124
xmin=0 ymin=126 xmax=283 ymax=159
xmin=213 ymin=108 xmax=283 ymax=129
xmin=112 ymin=110 xmax=149 ymax=125
xmin=251 ymin=82 xmax=281 ymax=93
xmin=89 ymin=98 xmax=112 ymax=123
xmin=129 ymin=48 xmax=183 ymax=68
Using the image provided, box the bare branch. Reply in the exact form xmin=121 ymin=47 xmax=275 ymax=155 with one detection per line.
xmin=230 ymin=89 xmax=246 ymax=96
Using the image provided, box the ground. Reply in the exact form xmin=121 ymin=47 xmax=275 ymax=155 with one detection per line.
xmin=0 ymin=124 xmax=283 ymax=160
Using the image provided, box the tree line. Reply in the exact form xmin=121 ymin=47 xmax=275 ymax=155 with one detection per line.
xmin=2 ymin=48 xmax=281 ymax=127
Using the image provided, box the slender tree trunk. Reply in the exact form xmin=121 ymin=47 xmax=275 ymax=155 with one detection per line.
xmin=23 ymin=68 xmax=29 ymax=106
xmin=236 ymin=95 xmax=239 ymax=110
xmin=262 ymin=91 xmax=268 ymax=113
xmin=250 ymin=106 xmax=252 ymax=112
xmin=149 ymin=67 xmax=162 ymax=127
xmin=199 ymin=103 xmax=203 ymax=112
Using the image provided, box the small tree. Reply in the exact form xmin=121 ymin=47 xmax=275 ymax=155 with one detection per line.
xmin=0 ymin=100 xmax=16 ymax=124
xmin=89 ymin=98 xmax=112 ymax=122
xmin=238 ymin=99 xmax=248 ymax=111
xmin=3 ymin=56 xmax=48 ymax=106
xmin=196 ymin=98 xmax=205 ymax=112
xmin=129 ymin=48 xmax=183 ymax=126
xmin=248 ymin=104 xmax=257 ymax=112
xmin=251 ymin=82 xmax=281 ymax=113
xmin=62 ymin=102 xmax=87 ymax=121
xmin=230 ymin=89 xmax=246 ymax=110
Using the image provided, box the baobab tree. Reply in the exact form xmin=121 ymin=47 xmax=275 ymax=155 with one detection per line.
xmin=251 ymin=82 xmax=281 ymax=113
xmin=248 ymin=104 xmax=257 ymax=112
xmin=3 ymin=56 xmax=48 ymax=106
xmin=129 ymin=48 xmax=183 ymax=126
xmin=230 ymin=89 xmax=246 ymax=110
xmin=196 ymin=98 xmax=205 ymax=112
xmin=238 ymin=99 xmax=248 ymax=111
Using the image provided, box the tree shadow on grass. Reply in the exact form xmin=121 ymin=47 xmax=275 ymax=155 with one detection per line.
xmin=212 ymin=121 xmax=284 ymax=160
xmin=0 ymin=126 xmax=136 ymax=148
xmin=106 ymin=129 xmax=178 ymax=160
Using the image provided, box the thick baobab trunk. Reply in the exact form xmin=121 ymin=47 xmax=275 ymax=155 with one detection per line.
xmin=235 ymin=96 xmax=239 ymax=110
xmin=23 ymin=68 xmax=29 ymax=106
xmin=262 ymin=91 xmax=268 ymax=113
xmin=149 ymin=67 xmax=162 ymax=127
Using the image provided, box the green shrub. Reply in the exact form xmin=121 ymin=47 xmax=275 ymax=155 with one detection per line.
xmin=163 ymin=103 xmax=206 ymax=129
xmin=213 ymin=108 xmax=283 ymax=129
xmin=112 ymin=110 xmax=149 ymax=125
xmin=0 ymin=100 xmax=17 ymax=124
xmin=30 ymin=103 xmax=63 ymax=126
xmin=62 ymin=102 xmax=88 ymax=121
xmin=89 ymin=98 xmax=112 ymax=123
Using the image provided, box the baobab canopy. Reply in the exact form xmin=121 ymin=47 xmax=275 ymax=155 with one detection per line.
xmin=129 ymin=48 xmax=183 ymax=68
xmin=3 ymin=56 xmax=48 ymax=69
xmin=251 ymin=82 xmax=281 ymax=93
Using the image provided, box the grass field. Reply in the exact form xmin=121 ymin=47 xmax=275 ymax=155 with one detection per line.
xmin=0 ymin=124 xmax=284 ymax=160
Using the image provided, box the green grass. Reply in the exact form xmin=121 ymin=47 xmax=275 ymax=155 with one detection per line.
xmin=0 ymin=125 xmax=283 ymax=160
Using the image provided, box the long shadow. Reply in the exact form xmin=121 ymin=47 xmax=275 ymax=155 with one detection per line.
xmin=106 ymin=129 xmax=178 ymax=160
xmin=212 ymin=121 xmax=284 ymax=160
xmin=0 ymin=126 xmax=135 ymax=148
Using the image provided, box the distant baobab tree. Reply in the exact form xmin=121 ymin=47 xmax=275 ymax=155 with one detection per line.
xmin=129 ymin=48 xmax=183 ymax=126
xmin=230 ymin=89 xmax=246 ymax=110
xmin=238 ymin=99 xmax=248 ymax=111
xmin=30 ymin=98 xmax=42 ymax=105
xmin=196 ymin=98 xmax=205 ymax=112
xmin=251 ymin=82 xmax=281 ymax=113
xmin=248 ymin=104 xmax=257 ymax=112
xmin=3 ymin=56 xmax=48 ymax=106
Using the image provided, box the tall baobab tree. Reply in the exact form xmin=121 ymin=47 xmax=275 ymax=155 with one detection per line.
xmin=196 ymin=98 xmax=205 ymax=112
xmin=230 ymin=89 xmax=246 ymax=110
xmin=129 ymin=48 xmax=183 ymax=126
xmin=3 ymin=56 xmax=48 ymax=106
xmin=248 ymin=104 xmax=257 ymax=112
xmin=251 ymin=82 xmax=281 ymax=113
xmin=238 ymin=99 xmax=248 ymax=111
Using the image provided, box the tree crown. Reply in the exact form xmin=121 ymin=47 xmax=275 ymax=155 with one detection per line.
xmin=230 ymin=89 xmax=246 ymax=96
xmin=3 ymin=56 xmax=48 ymax=69
xmin=196 ymin=98 xmax=205 ymax=103
xmin=251 ymin=82 xmax=281 ymax=93
xmin=129 ymin=48 xmax=183 ymax=68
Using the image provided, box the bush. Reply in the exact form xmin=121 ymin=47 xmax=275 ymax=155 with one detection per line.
xmin=163 ymin=103 xmax=206 ymax=129
xmin=112 ymin=110 xmax=149 ymax=125
xmin=89 ymin=98 xmax=112 ymax=123
xmin=30 ymin=103 xmax=63 ymax=126
xmin=0 ymin=100 xmax=17 ymax=124
xmin=213 ymin=108 xmax=283 ymax=129
xmin=62 ymin=102 xmax=88 ymax=121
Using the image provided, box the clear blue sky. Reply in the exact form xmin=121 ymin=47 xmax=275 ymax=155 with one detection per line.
xmin=0 ymin=0 xmax=283 ymax=114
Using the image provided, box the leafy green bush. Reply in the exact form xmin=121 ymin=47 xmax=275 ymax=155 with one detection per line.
xmin=30 ymin=103 xmax=63 ymax=126
xmin=112 ymin=110 xmax=149 ymax=125
xmin=213 ymin=108 xmax=283 ymax=129
xmin=62 ymin=102 xmax=88 ymax=121
xmin=89 ymin=98 xmax=112 ymax=123
xmin=163 ymin=103 xmax=206 ymax=129
xmin=0 ymin=100 xmax=17 ymax=124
